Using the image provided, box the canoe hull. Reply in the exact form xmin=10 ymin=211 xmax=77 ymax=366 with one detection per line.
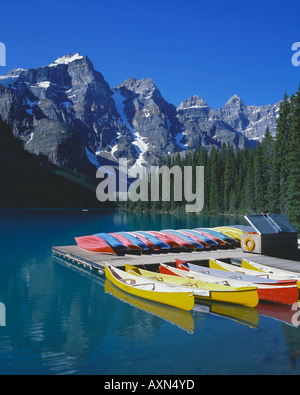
xmin=195 ymin=230 xmax=227 ymax=247
xmin=213 ymin=227 xmax=246 ymax=242
xmin=75 ymin=235 xmax=116 ymax=254
xmin=109 ymin=233 xmax=141 ymax=251
xmin=117 ymin=232 xmax=150 ymax=251
xmin=130 ymin=232 xmax=159 ymax=251
xmin=163 ymin=232 xmax=195 ymax=250
xmin=209 ymin=259 xmax=299 ymax=305
xmin=256 ymin=286 xmax=298 ymax=305
xmin=241 ymin=259 xmax=300 ymax=290
xmin=127 ymin=265 xmax=259 ymax=308
xmin=162 ymin=230 xmax=203 ymax=250
xmin=94 ymin=233 xmax=129 ymax=252
xmin=180 ymin=230 xmax=210 ymax=248
xmin=197 ymin=228 xmax=239 ymax=247
xmin=178 ymin=259 xmax=296 ymax=286
xmin=135 ymin=231 xmax=171 ymax=250
xmin=105 ymin=264 xmax=194 ymax=311
xmin=147 ymin=231 xmax=184 ymax=249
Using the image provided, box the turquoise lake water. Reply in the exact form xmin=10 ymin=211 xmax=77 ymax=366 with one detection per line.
xmin=1 ymin=209 xmax=300 ymax=375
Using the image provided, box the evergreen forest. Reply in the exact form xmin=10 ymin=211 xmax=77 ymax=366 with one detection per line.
xmin=122 ymin=85 xmax=300 ymax=231
xmin=1 ymin=83 xmax=299 ymax=231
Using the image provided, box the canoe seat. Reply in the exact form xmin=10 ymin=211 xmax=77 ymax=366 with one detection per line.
xmin=221 ymin=280 xmax=231 ymax=286
xmin=132 ymin=282 xmax=156 ymax=291
xmin=121 ymin=279 xmax=137 ymax=286
xmin=253 ymin=273 xmax=270 ymax=278
xmin=149 ymin=276 xmax=164 ymax=282
xmin=182 ymin=282 xmax=198 ymax=288
xmin=228 ymin=275 xmax=244 ymax=281
xmin=120 ymin=277 xmax=156 ymax=290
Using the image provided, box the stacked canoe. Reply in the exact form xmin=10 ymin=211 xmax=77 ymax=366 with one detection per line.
xmin=75 ymin=224 xmax=300 ymax=311
xmin=104 ymin=257 xmax=300 ymax=312
xmin=74 ymin=226 xmax=248 ymax=255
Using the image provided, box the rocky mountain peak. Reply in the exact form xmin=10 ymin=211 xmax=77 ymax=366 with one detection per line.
xmin=178 ymin=95 xmax=209 ymax=110
xmin=5 ymin=68 xmax=26 ymax=77
xmin=227 ymin=94 xmax=243 ymax=102
xmin=49 ymin=53 xmax=85 ymax=67
xmin=116 ymin=77 xmax=158 ymax=99
xmin=224 ymin=94 xmax=245 ymax=109
xmin=0 ymin=53 xmax=280 ymax=174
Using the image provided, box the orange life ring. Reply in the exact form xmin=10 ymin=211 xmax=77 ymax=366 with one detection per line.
xmin=244 ymin=237 xmax=255 ymax=252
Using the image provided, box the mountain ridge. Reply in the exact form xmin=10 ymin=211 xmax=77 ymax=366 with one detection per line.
xmin=0 ymin=53 xmax=280 ymax=172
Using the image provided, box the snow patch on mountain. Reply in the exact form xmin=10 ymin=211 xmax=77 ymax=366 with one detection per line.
xmin=112 ymin=88 xmax=148 ymax=167
xmin=49 ymin=53 xmax=84 ymax=67
xmin=0 ymin=53 xmax=281 ymax=174
xmin=0 ymin=75 xmax=19 ymax=88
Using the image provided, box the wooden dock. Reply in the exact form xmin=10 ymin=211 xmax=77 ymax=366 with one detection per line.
xmin=52 ymin=245 xmax=300 ymax=273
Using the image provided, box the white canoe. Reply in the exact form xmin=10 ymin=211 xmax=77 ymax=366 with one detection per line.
xmin=161 ymin=263 xmax=299 ymax=305
xmin=176 ymin=259 xmax=292 ymax=285
xmin=241 ymin=259 xmax=300 ymax=288
xmin=210 ymin=258 xmax=300 ymax=287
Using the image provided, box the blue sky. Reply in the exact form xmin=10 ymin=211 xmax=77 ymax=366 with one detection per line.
xmin=0 ymin=0 xmax=299 ymax=109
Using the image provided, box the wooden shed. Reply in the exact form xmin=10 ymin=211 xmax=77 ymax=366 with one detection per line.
xmin=241 ymin=214 xmax=298 ymax=258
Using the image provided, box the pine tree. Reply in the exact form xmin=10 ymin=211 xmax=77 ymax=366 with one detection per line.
xmin=223 ymin=154 xmax=236 ymax=212
xmin=209 ymin=148 xmax=221 ymax=212
xmin=286 ymin=84 xmax=300 ymax=228
xmin=261 ymin=127 xmax=274 ymax=178
xmin=253 ymin=128 xmax=274 ymax=213
xmin=274 ymin=91 xmax=291 ymax=213
xmin=242 ymin=148 xmax=256 ymax=213
xmin=267 ymin=153 xmax=281 ymax=213
xmin=254 ymin=144 xmax=265 ymax=212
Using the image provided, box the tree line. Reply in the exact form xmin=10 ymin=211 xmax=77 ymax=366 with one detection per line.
xmin=121 ymin=84 xmax=300 ymax=231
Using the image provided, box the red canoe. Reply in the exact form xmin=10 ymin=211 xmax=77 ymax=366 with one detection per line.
xmin=161 ymin=231 xmax=195 ymax=250
xmin=194 ymin=230 xmax=227 ymax=247
xmin=75 ymin=235 xmax=116 ymax=254
xmin=147 ymin=231 xmax=183 ymax=249
xmin=130 ymin=232 xmax=159 ymax=251
xmin=160 ymin=263 xmax=299 ymax=305
xmin=180 ymin=230 xmax=211 ymax=249
xmin=109 ymin=233 xmax=141 ymax=251
xmin=256 ymin=285 xmax=299 ymax=305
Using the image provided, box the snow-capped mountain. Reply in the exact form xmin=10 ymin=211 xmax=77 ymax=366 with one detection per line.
xmin=216 ymin=94 xmax=280 ymax=141
xmin=0 ymin=54 xmax=280 ymax=173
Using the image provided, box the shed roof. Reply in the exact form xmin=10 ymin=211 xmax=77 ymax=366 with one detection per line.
xmin=245 ymin=214 xmax=297 ymax=235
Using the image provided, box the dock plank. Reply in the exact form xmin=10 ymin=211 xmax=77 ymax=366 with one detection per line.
xmin=52 ymin=245 xmax=300 ymax=273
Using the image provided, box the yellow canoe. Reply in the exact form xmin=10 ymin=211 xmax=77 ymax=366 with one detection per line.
xmin=125 ymin=265 xmax=259 ymax=308
xmin=241 ymin=259 xmax=300 ymax=289
xmin=105 ymin=264 xmax=194 ymax=311
xmin=213 ymin=227 xmax=245 ymax=242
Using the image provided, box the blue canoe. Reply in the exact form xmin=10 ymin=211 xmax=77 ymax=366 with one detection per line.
xmin=135 ymin=231 xmax=171 ymax=250
xmin=161 ymin=230 xmax=204 ymax=250
xmin=117 ymin=232 xmax=150 ymax=251
xmin=196 ymin=228 xmax=239 ymax=246
xmin=94 ymin=233 xmax=129 ymax=252
xmin=184 ymin=229 xmax=219 ymax=247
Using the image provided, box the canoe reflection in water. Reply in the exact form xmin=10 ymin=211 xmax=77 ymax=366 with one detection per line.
xmin=106 ymin=279 xmax=300 ymax=331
